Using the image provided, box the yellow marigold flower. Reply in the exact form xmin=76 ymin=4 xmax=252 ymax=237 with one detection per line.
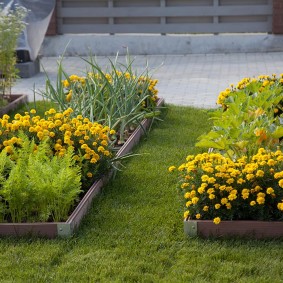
xmin=237 ymin=178 xmax=245 ymax=184
xmin=14 ymin=113 xmax=21 ymax=120
xmin=208 ymin=194 xmax=215 ymax=200
xmin=279 ymin=179 xmax=283 ymax=188
xmin=90 ymin=157 xmax=98 ymax=163
xmin=168 ymin=166 xmax=176 ymax=172
xmin=256 ymin=170 xmax=264 ymax=177
xmin=180 ymin=183 xmax=189 ymax=189
xmin=2 ymin=114 xmax=10 ymax=120
xmin=213 ymin=217 xmax=221 ymax=225
xmin=55 ymin=120 xmax=62 ymax=127
xmin=266 ymin=187 xmax=274 ymax=194
xmin=184 ymin=192 xmax=190 ymax=199
xmin=103 ymin=150 xmax=110 ymax=156
xmin=196 ymin=213 xmax=201 ymax=219
xmin=277 ymin=203 xmax=283 ymax=211
xmin=184 ymin=211 xmax=190 ymax=219
xmin=84 ymin=154 xmax=91 ymax=159
xmin=48 ymin=122 xmax=55 ymax=129
xmin=185 ymin=201 xmax=192 ymax=207
xmin=208 ymin=177 xmax=216 ymax=184
xmin=215 ymin=203 xmax=221 ymax=209
xmin=30 ymin=109 xmax=36 ymax=114
xmin=109 ymin=129 xmax=116 ymax=135
xmin=201 ymin=175 xmax=209 ymax=182
xmin=257 ymin=197 xmax=265 ymax=205
xmin=207 ymin=188 xmax=214 ymax=194
xmin=54 ymin=143 xmax=62 ymax=151
xmin=98 ymin=146 xmax=104 ymax=152
xmin=101 ymin=140 xmax=108 ymax=146
xmin=4 ymin=146 xmax=13 ymax=154
xmin=226 ymin=178 xmax=234 ymax=184
xmin=62 ymin=80 xmax=70 ymax=88
xmin=191 ymin=197 xmax=199 ymax=204
xmin=228 ymin=194 xmax=237 ymax=201
xmin=48 ymin=108 xmax=57 ymax=115
xmin=178 ymin=164 xmax=186 ymax=171
xmin=203 ymin=206 xmax=209 ymax=212
xmin=219 ymin=185 xmax=226 ymax=191
xmin=242 ymin=193 xmax=249 ymax=200
xmin=10 ymin=137 xmax=18 ymax=144
xmin=80 ymin=144 xmax=88 ymax=150
xmin=267 ymin=159 xmax=276 ymax=166
xmin=87 ymin=172 xmax=93 ymax=178
xmin=197 ymin=187 xmax=205 ymax=194
xmin=226 ymin=203 xmax=232 ymax=209
xmin=37 ymin=131 xmax=44 ymax=140
xmin=221 ymin=198 xmax=228 ymax=205
xmin=246 ymin=173 xmax=254 ymax=181
xmin=3 ymin=140 xmax=9 ymax=147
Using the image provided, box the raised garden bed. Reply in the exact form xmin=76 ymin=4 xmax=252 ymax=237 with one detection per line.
xmin=0 ymin=97 xmax=164 ymax=238
xmin=184 ymin=219 xmax=283 ymax=239
xmin=0 ymin=94 xmax=28 ymax=116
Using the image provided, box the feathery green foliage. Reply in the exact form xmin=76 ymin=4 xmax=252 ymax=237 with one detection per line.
xmin=0 ymin=134 xmax=82 ymax=222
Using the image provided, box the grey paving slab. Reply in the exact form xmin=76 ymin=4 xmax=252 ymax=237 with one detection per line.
xmin=12 ymin=52 xmax=283 ymax=109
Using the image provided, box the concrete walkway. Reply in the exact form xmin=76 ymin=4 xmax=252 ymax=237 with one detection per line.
xmin=13 ymin=52 xmax=283 ymax=108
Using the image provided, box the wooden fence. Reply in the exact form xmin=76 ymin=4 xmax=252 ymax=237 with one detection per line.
xmin=56 ymin=0 xmax=273 ymax=34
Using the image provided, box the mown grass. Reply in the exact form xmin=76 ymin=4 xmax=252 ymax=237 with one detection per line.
xmin=0 ymin=104 xmax=283 ymax=282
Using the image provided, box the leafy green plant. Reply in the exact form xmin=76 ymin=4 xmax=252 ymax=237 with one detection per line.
xmin=39 ymin=53 xmax=160 ymax=144
xmin=0 ymin=4 xmax=27 ymax=99
xmin=0 ymin=133 xmax=82 ymax=223
xmin=196 ymin=78 xmax=283 ymax=160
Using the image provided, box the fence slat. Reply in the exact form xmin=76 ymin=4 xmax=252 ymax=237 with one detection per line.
xmin=57 ymin=1 xmax=273 ymax=34
xmin=58 ymin=6 xmax=272 ymax=18
xmin=59 ymin=22 xmax=272 ymax=34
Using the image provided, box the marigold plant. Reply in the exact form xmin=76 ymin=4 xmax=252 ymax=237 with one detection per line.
xmin=171 ymin=148 xmax=283 ymax=224
xmin=0 ymin=108 xmax=114 ymax=190
xmin=217 ymin=74 xmax=283 ymax=110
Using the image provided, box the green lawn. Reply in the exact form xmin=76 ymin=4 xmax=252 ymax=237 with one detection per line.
xmin=0 ymin=105 xmax=283 ymax=282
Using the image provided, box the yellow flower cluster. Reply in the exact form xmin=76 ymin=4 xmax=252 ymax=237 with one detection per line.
xmin=217 ymin=74 xmax=283 ymax=106
xmin=173 ymin=148 xmax=283 ymax=224
xmin=0 ymin=108 xmax=114 ymax=183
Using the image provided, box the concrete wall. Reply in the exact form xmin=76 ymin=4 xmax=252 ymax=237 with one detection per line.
xmin=40 ymin=33 xmax=283 ymax=56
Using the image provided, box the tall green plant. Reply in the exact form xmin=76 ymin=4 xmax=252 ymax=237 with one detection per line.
xmin=0 ymin=4 xmax=27 ymax=98
xmin=39 ymin=53 xmax=160 ymax=143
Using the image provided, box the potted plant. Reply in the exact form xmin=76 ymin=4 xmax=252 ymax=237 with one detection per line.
xmin=0 ymin=3 xmax=28 ymax=114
